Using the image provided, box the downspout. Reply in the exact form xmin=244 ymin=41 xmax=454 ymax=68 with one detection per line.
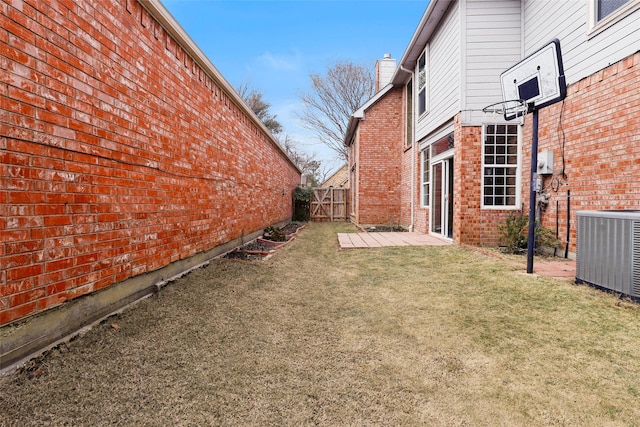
xmin=400 ymin=64 xmax=416 ymax=232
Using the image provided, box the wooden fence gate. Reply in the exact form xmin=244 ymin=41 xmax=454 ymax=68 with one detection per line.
xmin=310 ymin=188 xmax=349 ymax=222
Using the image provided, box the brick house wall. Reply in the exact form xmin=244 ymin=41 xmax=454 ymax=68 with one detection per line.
xmin=350 ymin=87 xmax=403 ymax=226
xmin=449 ymin=50 xmax=639 ymax=252
xmin=452 ymin=120 xmax=514 ymax=247
xmin=0 ymin=0 xmax=300 ymax=327
xmin=351 ymin=50 xmax=638 ymax=251
xmin=321 ymin=164 xmax=348 ymax=188
xmin=399 ymin=143 xmax=418 ymax=231
xmin=453 ymin=120 xmax=481 ymax=245
xmin=522 ymin=51 xmax=640 ymax=254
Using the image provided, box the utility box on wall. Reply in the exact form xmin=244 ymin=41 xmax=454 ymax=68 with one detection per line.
xmin=537 ymin=150 xmax=554 ymax=175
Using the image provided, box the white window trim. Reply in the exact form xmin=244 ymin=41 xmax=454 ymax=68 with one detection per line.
xmin=431 ymin=148 xmax=454 ymax=164
xmin=480 ymin=124 xmax=522 ymax=210
xmin=416 ymin=46 xmax=429 ymax=118
xmin=420 ymin=148 xmax=430 ymax=208
xmin=588 ymin=0 xmax=640 ymax=38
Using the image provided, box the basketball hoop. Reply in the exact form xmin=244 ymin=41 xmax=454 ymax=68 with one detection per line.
xmin=482 ymin=99 xmax=529 ymax=122
xmin=497 ymin=38 xmax=567 ymax=274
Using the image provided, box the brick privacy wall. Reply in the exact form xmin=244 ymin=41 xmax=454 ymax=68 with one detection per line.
xmin=0 ymin=0 xmax=300 ymax=325
xmin=354 ymin=88 xmax=403 ymax=225
xmin=521 ymin=51 xmax=640 ymax=254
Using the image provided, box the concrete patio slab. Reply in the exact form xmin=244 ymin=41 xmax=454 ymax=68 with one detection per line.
xmin=338 ymin=232 xmax=451 ymax=248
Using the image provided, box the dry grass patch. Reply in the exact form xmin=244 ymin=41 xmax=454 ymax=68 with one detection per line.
xmin=2 ymin=222 xmax=640 ymax=426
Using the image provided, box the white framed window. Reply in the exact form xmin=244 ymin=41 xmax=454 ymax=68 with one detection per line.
xmin=588 ymin=0 xmax=640 ymax=35
xmin=482 ymin=124 xmax=521 ymax=209
xmin=421 ymin=148 xmax=430 ymax=207
xmin=417 ymin=49 xmax=427 ymax=116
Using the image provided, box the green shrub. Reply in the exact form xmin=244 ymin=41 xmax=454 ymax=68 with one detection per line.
xmin=535 ymin=224 xmax=561 ymax=253
xmin=498 ymin=211 xmax=560 ymax=255
xmin=292 ymin=186 xmax=313 ymax=222
xmin=498 ymin=211 xmax=528 ymax=254
xmin=292 ymin=186 xmax=314 ymax=202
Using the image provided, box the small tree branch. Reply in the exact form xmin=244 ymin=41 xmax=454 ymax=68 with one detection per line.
xmin=298 ymin=61 xmax=375 ymax=163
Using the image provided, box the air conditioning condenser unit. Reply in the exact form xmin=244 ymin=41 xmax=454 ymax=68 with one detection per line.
xmin=576 ymin=210 xmax=640 ymax=299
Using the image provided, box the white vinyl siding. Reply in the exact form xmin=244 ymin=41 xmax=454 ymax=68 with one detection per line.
xmin=524 ymin=0 xmax=640 ymax=86
xmin=415 ymin=1 xmax=460 ymax=141
xmin=463 ymin=0 xmax=522 ymax=124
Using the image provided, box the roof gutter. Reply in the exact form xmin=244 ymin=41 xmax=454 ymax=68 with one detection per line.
xmin=343 ymin=114 xmax=361 ymax=147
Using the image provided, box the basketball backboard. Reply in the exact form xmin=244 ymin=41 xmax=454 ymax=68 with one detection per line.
xmin=500 ymin=39 xmax=566 ymax=120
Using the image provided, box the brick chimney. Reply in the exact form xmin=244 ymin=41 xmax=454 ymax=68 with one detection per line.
xmin=375 ymin=53 xmax=397 ymax=92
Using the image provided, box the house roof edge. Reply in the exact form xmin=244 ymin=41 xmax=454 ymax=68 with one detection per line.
xmin=391 ymin=0 xmax=451 ymax=85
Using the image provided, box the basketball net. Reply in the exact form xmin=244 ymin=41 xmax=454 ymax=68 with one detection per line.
xmin=482 ymin=99 xmax=529 ymax=125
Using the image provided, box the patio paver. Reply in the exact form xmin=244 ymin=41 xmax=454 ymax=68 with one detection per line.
xmin=337 ymin=232 xmax=451 ymax=248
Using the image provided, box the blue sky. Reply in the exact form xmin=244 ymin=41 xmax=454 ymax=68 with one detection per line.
xmin=161 ymin=0 xmax=428 ymax=174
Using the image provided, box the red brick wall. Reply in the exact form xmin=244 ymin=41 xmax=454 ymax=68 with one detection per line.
xmin=523 ymin=51 xmax=640 ymax=254
xmin=453 ymin=51 xmax=639 ymax=251
xmin=0 ymin=0 xmax=300 ymax=326
xmin=453 ymin=116 xmax=517 ymax=247
xmin=399 ymin=84 xmax=420 ymax=231
xmin=353 ymin=88 xmax=404 ymax=226
xmin=400 ymin=145 xmax=419 ymax=231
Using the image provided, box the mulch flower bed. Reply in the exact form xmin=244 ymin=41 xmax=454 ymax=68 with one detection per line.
xmin=279 ymin=223 xmax=303 ymax=235
xmin=364 ymin=225 xmax=407 ymax=232
xmin=241 ymin=240 xmax=279 ymax=253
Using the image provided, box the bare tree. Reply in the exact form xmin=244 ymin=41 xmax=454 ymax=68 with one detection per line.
xmin=236 ymin=83 xmax=283 ymax=135
xmin=280 ymin=134 xmax=324 ymax=187
xmin=298 ymin=61 xmax=375 ymax=162
xmin=236 ymin=84 xmax=326 ymax=183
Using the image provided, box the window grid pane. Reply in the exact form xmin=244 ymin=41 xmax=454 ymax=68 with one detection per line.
xmin=418 ymin=54 xmax=426 ymax=90
xmin=483 ymin=124 xmax=519 ymax=207
xmin=418 ymin=52 xmax=426 ymax=115
xmin=421 ymin=149 xmax=430 ymax=207
xmin=598 ymin=0 xmax=630 ymax=21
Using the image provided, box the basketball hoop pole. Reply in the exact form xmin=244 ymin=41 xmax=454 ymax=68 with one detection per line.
xmin=499 ymin=38 xmax=567 ymax=273
xmin=526 ymin=106 xmax=539 ymax=274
